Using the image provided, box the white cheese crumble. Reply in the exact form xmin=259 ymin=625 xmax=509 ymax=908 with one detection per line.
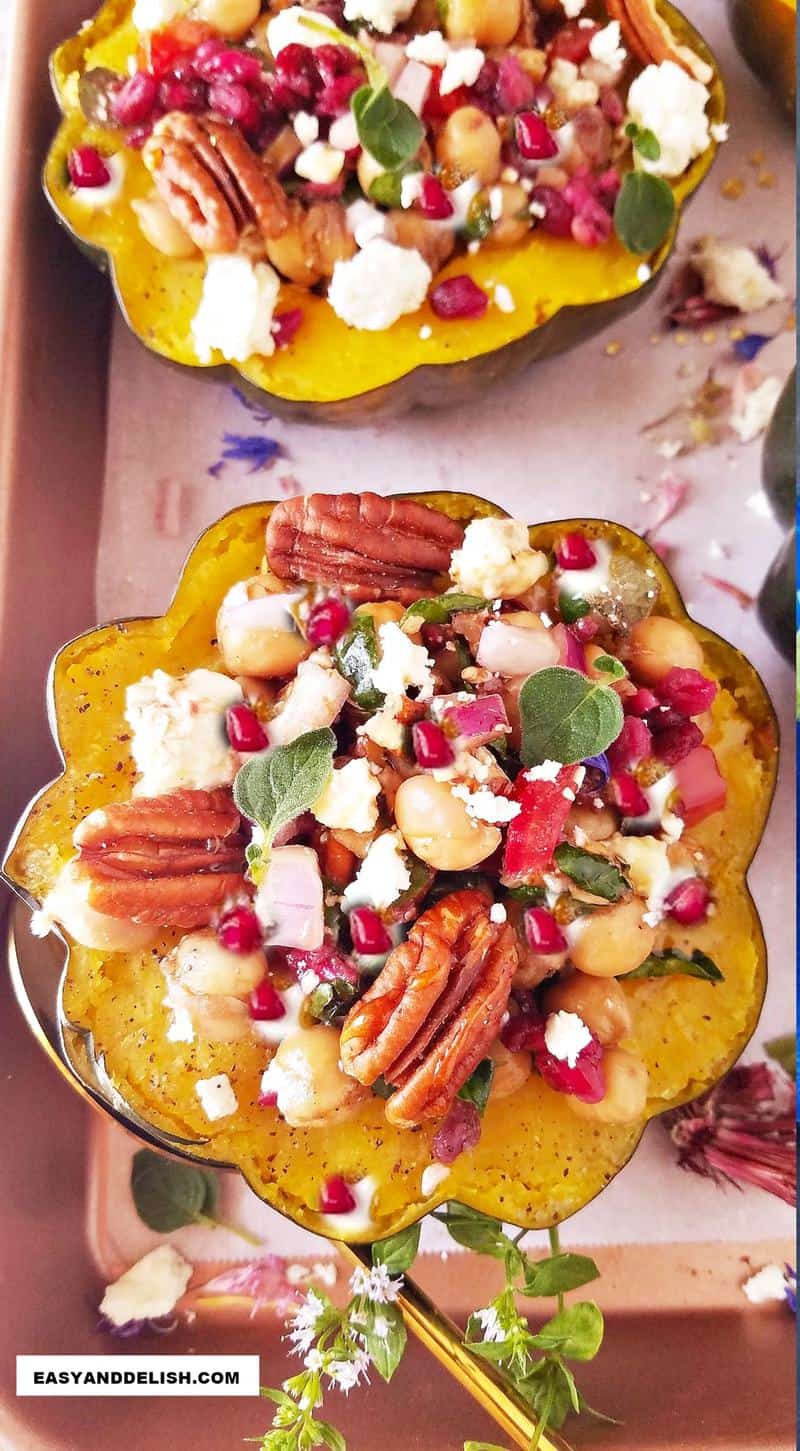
xmin=71 ymin=153 xmax=126 ymax=209
xmin=451 ymin=783 xmax=521 ymax=824
xmin=561 ymin=0 xmax=586 ymax=15
xmin=642 ymin=770 xmax=683 ymax=839
xmin=372 ymin=621 xmax=435 ymax=699
xmin=330 ymin=110 xmax=360 ymax=151
xmin=342 ymin=830 xmax=411 ymax=911
xmin=524 ymin=760 xmax=563 ymax=784
xmin=132 ymin=0 xmax=185 ymax=32
xmin=125 ymin=668 xmax=242 ymax=797
xmin=343 ymin=0 xmax=415 ymax=33
xmin=421 ymin=1163 xmax=450 ymax=1196
xmin=691 ymin=241 xmax=785 ymax=312
xmin=588 ymin=20 xmax=626 ymax=74
xmin=730 ymin=375 xmax=782 ymax=443
xmin=100 ymin=1246 xmax=192 ymax=1327
xmin=196 ymin=1073 xmax=238 ymax=1121
xmin=493 ymin=283 xmax=516 ymax=313
xmin=293 ymin=111 xmax=320 ymax=147
xmin=192 ymin=255 xmax=280 ymax=364
xmin=625 ymin=61 xmax=711 ymax=178
xmin=489 ymin=902 xmax=508 ymax=924
xmin=312 ymin=757 xmax=381 ymax=833
xmin=406 ymin=29 xmax=450 ymax=65
xmin=346 ymin=199 xmax=387 ymax=249
xmin=268 ymin=652 xmax=350 ymax=746
xmin=328 ymin=239 xmax=432 ymax=331
xmin=544 ymin=1010 xmax=592 ymax=1067
xmin=400 ymin=171 xmax=424 ymax=208
xmin=619 ymin=836 xmax=694 ymax=927
xmin=358 ymin=694 xmax=405 ymax=751
xmin=710 ymin=121 xmax=729 ymax=142
xmin=440 ymin=46 xmax=485 ymax=96
xmin=450 ymin=517 xmax=548 ymax=599
xmin=267 ymin=6 xmax=338 ymax=54
xmin=742 ymin=1264 xmax=788 ymax=1305
xmin=295 ymin=141 xmax=346 ymax=185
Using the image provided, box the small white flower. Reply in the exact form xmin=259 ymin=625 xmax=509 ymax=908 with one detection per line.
xmin=474 ymin=1305 xmax=505 ymax=1343
xmin=327 ymin=1347 xmax=371 ymax=1393
xmin=305 ymin=1348 xmax=324 ymax=1372
xmin=372 ymin=1314 xmax=390 ymax=1337
xmin=349 ymin=1263 xmax=402 ymax=1304
xmin=285 ymin=1288 xmax=326 ymax=1353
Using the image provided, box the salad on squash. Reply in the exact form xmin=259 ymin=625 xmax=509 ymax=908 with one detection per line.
xmin=5 ymin=492 xmax=776 ymax=1240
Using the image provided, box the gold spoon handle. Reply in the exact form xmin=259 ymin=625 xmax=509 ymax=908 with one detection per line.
xmin=338 ymin=1243 xmax=557 ymax=1451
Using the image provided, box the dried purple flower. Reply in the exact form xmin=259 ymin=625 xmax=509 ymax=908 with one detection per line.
xmin=664 ymin=1061 xmax=796 ymax=1206
xmin=784 ymin=1265 xmax=797 ymax=1315
xmin=96 ymin=1313 xmax=178 ymax=1338
xmin=208 ymin=433 xmax=282 ymax=478
xmin=733 ymin=333 xmax=773 ymax=363
xmin=196 ymin=1254 xmax=300 ymax=1318
xmin=230 ymin=385 xmax=273 ymax=424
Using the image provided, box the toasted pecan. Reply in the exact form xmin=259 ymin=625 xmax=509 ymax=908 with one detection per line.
xmin=265 ymin=492 xmax=465 ymax=604
xmin=606 ymin=0 xmax=713 ymax=82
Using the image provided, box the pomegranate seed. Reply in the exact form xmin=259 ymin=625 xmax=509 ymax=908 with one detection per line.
xmin=67 ymin=146 xmax=111 ymax=189
xmin=412 ymin=720 xmax=455 ymax=769
xmin=653 ymin=719 xmax=703 ymax=766
xmin=320 ymin=1175 xmax=356 ymax=1214
xmin=430 ymin=275 xmax=488 ymax=320
xmin=501 ymin=1008 xmax=542 ymax=1054
xmin=126 ymin=122 xmax=155 ymax=149
xmin=531 ymin=184 xmax=574 ymax=237
xmin=665 ymin=876 xmax=711 ymax=925
xmin=191 ymin=37 xmax=226 ymax=72
xmin=609 ymin=771 xmax=649 ymax=817
xmin=571 ymin=612 xmax=601 ymax=642
xmin=349 ymin=906 xmax=393 ymax=956
xmin=537 ymin=1034 xmax=605 ymax=1103
xmin=218 ymin=905 xmax=262 ymax=954
xmin=226 ymin=703 xmax=269 ymax=752
xmin=601 ymin=88 xmax=625 ymax=126
xmin=624 ymin=687 xmax=660 ymax=716
xmin=549 ymin=19 xmax=599 ymax=62
xmin=158 ymin=76 xmax=205 ymax=111
xmin=274 ymin=43 xmax=318 ymax=103
xmin=200 ymin=47 xmax=264 ymax=83
xmin=272 ymin=308 xmax=304 ymax=348
xmin=495 ymin=54 xmax=535 ymax=112
xmin=417 ymin=174 xmax=454 ymax=220
xmin=249 ymin=980 xmax=286 ymax=1021
xmin=515 ymin=110 xmax=558 ymax=160
xmin=207 ymin=80 xmax=261 ymax=130
xmin=659 ymin=667 xmax=718 ymax=717
xmin=314 ymin=43 xmax=358 ymax=84
xmin=523 ymin=907 xmax=567 ymax=955
xmin=421 ymin=622 xmax=448 ymax=650
xmin=608 ymin=716 xmax=651 ymax=771
xmin=110 ymin=71 xmax=158 ymax=126
xmin=306 ymin=596 xmax=350 ymax=647
xmin=316 ymin=73 xmax=361 ymax=115
xmin=556 ymin=532 xmax=597 ymax=571
xmin=259 ymin=1089 xmax=279 ymax=1106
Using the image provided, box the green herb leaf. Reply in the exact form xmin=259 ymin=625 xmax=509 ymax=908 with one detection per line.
xmin=458 ymin=1059 xmax=495 ymax=1116
xmin=530 ymin=1301 xmax=604 ymax=1362
xmin=613 ymin=170 xmax=676 ymax=255
xmin=558 ymin=593 xmax=591 ymax=624
xmin=504 ymin=884 xmax=546 ymax=906
xmin=553 ymin=843 xmax=631 ymax=902
xmin=520 ymin=1252 xmax=600 ymax=1299
xmin=519 ymin=667 xmax=624 ymax=766
xmin=314 ymin=1421 xmax=347 ymax=1451
xmin=764 ymin=1033 xmax=796 ymax=1080
xmin=520 ymin=1357 xmax=579 ymax=1435
xmin=352 ymin=84 xmax=424 ymax=171
xmin=360 ymin=1301 xmax=407 ymax=1381
xmin=307 ymin=977 xmax=360 ymax=1025
xmin=593 ymin=654 xmax=627 ymax=680
xmin=334 ymin=615 xmax=385 ymax=711
xmin=369 ymin=159 xmax=421 ymax=208
xmin=622 ymin=947 xmax=723 ymax=982
xmin=402 ymin=593 xmax=488 ymax=626
xmin=625 ymin=121 xmax=661 ymax=162
xmin=437 ymin=1204 xmax=516 ymax=1260
xmin=131 ymin=1149 xmax=211 ymax=1232
xmin=233 ymin=727 xmax=336 ymax=845
xmin=371 ymin=1075 xmax=397 ymax=1099
xmin=372 ymin=1223 xmax=421 ymax=1274
xmin=464 ymin=192 xmax=492 ymax=241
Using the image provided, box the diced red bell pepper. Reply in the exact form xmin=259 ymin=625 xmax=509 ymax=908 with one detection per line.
xmin=142 ymin=19 xmax=213 ymax=76
xmin=502 ymin=764 xmax=582 ymax=884
xmin=673 ymin=745 xmax=726 ymax=826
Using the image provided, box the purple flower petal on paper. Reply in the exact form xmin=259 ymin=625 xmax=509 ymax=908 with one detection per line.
xmin=733 ymin=333 xmax=772 ymax=363
xmin=230 ymin=385 xmax=273 ymax=424
xmin=208 ymin=433 xmax=283 ymax=478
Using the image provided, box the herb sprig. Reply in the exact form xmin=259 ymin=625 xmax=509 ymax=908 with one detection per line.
xmin=614 ymin=117 xmax=676 ymax=256
xmin=519 ymin=667 xmax=624 ymax=765
xmin=131 ymin=1150 xmax=261 ymax=1246
xmin=234 ymin=728 xmax=336 ymax=853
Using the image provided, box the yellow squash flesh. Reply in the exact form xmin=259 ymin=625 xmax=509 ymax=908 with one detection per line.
xmin=44 ymin=1 xmax=725 ymax=420
xmin=3 ymin=493 xmax=777 ymax=1242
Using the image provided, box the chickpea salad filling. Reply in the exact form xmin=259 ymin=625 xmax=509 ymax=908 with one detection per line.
xmin=30 ymin=493 xmax=749 ymax=1225
xmin=62 ymin=0 xmax=721 ymax=349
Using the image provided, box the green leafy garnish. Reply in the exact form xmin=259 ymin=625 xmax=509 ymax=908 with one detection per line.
xmin=352 ymin=84 xmax=424 ymax=170
xmin=554 ymin=842 xmax=631 ymax=902
xmin=372 ymin=1223 xmax=421 ymax=1274
xmin=402 ymin=592 xmax=488 ymax=626
xmin=233 ymin=727 xmax=335 ymax=847
xmin=334 ymin=614 xmax=385 ymax=710
xmin=613 ymin=170 xmax=676 ymax=255
xmin=559 ymin=594 xmax=591 ymax=624
xmin=307 ymin=977 xmax=360 ymax=1025
xmin=464 ymin=192 xmax=492 ymax=241
xmin=520 ymin=1252 xmax=600 ymax=1299
xmin=625 ymin=121 xmax=661 ymax=162
xmin=458 ymin=1058 xmax=495 ymax=1115
xmin=519 ymin=666 xmax=624 ymax=766
xmin=505 ymin=883 xmax=546 ymax=906
xmin=593 ymin=654 xmax=627 ymax=681
xmin=131 ymin=1149 xmax=260 ymax=1245
xmin=369 ymin=159 xmax=421 ymax=208
xmin=623 ymin=947 xmax=723 ymax=982
xmin=765 ymin=1033 xmax=796 ymax=1080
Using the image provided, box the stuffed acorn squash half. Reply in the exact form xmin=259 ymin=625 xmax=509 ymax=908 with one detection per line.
xmin=4 ymin=491 xmax=777 ymax=1241
xmin=46 ymin=0 xmax=723 ymax=420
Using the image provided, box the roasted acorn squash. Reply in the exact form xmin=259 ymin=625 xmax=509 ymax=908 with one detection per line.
xmin=726 ymin=0 xmax=796 ymax=116
xmin=44 ymin=0 xmax=724 ymax=422
xmin=3 ymin=492 xmax=778 ymax=1241
xmin=757 ymin=369 xmax=796 ymax=663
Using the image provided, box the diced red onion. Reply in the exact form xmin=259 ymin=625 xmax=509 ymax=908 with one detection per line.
xmin=432 ymin=1098 xmax=482 ymax=1164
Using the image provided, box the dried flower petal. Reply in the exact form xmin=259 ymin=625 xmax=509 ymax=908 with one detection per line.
xmin=663 ymin=1061 xmax=796 ymax=1206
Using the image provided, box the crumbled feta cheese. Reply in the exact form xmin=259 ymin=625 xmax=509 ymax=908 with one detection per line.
xmin=710 ymin=121 xmax=729 ymax=143
xmin=730 ymin=375 xmax=782 ymax=443
xmin=544 ymin=1010 xmax=592 ymax=1067
xmin=192 ymin=255 xmax=280 ymax=363
xmin=330 ymin=110 xmax=360 ymax=151
xmin=588 ymin=20 xmax=626 ymax=74
xmin=372 ymin=621 xmax=435 ymax=699
xmin=132 ymin=0 xmax=185 ymax=32
xmin=342 ymin=831 xmax=411 ymax=911
xmin=440 ymin=46 xmax=485 ymax=96
xmin=358 ymin=694 xmax=405 ymax=751
xmin=71 ymin=153 xmax=126 ymax=209
xmin=625 ymin=61 xmax=711 ymax=178
xmin=691 ymin=241 xmax=785 ymax=313
xmin=328 ymin=240 xmax=432 ymax=331
xmin=405 ymin=29 xmax=450 ymax=66
xmin=450 ymin=517 xmax=549 ymax=598
xmin=125 ymin=668 xmax=242 ymax=797
xmin=400 ymin=171 xmax=425 ymax=209
xmin=549 ymin=58 xmax=598 ymax=109
xmin=501 ymin=165 xmax=520 ymax=184
xmin=489 ymin=902 xmax=508 ymax=924
xmin=295 ymin=141 xmax=345 ymax=185
xmin=267 ymin=5 xmax=338 ymax=54
xmin=421 ymin=1163 xmax=450 ymax=1196
xmin=742 ymin=1264 xmax=788 ymax=1305
xmin=493 ymin=283 xmax=515 ymax=313
xmin=524 ymin=760 xmax=563 ymax=783
xmin=268 ymin=652 xmax=350 ymax=747
xmin=561 ymin=0 xmax=586 ymax=15
xmin=343 ymin=0 xmax=415 ymax=33
xmin=293 ymin=111 xmax=320 ymax=147
xmin=312 ymin=758 xmax=381 ymax=833
xmin=196 ymin=1073 xmax=238 ymax=1121
xmin=452 ymin=783 xmax=521 ymax=824
xmin=346 ymin=199 xmax=387 ymax=249
xmin=100 ymin=1246 xmax=192 ymax=1327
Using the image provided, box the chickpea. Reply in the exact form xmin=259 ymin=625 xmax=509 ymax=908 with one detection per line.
xmin=264 ymin=1026 xmax=370 ymax=1127
xmin=543 ymin=971 xmax=632 ymax=1045
xmin=388 ymin=209 xmax=456 ymax=273
xmin=626 ymin=616 xmax=706 ymax=687
xmin=489 ymin=1040 xmax=533 ymax=1100
xmin=436 ymin=107 xmax=502 ymax=187
xmin=445 ymin=0 xmax=522 ymax=46
xmin=132 ymin=193 xmax=198 ymax=258
xmin=303 ymin=200 xmax=357 ymax=277
xmin=570 ymin=898 xmax=656 ymax=979
xmin=508 ymin=901 xmax=569 ymax=989
xmin=354 ymin=601 xmax=406 ymax=629
xmin=266 ymin=202 xmax=322 ymax=287
xmin=488 ymin=182 xmax=531 ymax=247
xmin=217 ymin=577 xmax=311 ymax=678
xmin=192 ymin=0 xmax=261 ymax=39
xmin=566 ymin=1048 xmax=648 ymax=1124
xmin=166 ymin=930 xmax=266 ymax=999
xmin=394 ymin=776 xmax=501 ymax=870
xmin=167 ymin=982 xmax=252 ymax=1042
xmin=566 ymin=802 xmax=617 ymax=843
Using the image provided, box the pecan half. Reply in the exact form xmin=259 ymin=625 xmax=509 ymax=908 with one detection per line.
xmin=266 ymin=493 xmax=465 ymax=604
xmin=143 ymin=112 xmax=290 ymax=253
xmin=340 ymin=889 xmax=517 ymax=1127
xmin=606 ymin=0 xmax=713 ymax=83
xmin=75 ymin=788 xmax=246 ymax=929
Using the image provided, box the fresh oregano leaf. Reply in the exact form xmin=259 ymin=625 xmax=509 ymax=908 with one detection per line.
xmin=437 ymin=1204 xmax=515 ymax=1260
xmin=372 ymin=1222 xmax=421 ymax=1274
xmin=131 ymin=1149 xmax=209 ymax=1232
xmin=519 ymin=667 xmax=624 ymax=766
xmin=553 ymin=843 xmax=631 ymax=902
xmin=352 ymin=84 xmax=424 ymax=170
xmin=614 ymin=169 xmax=676 ymax=255
xmin=593 ymin=654 xmax=627 ymax=680
xmin=559 ymin=594 xmax=591 ymax=624
xmin=764 ymin=1033 xmax=796 ymax=1080
xmin=505 ymin=883 xmax=546 ymax=906
xmin=625 ymin=121 xmax=661 ymax=162
xmin=233 ymin=727 xmax=336 ymax=844
xmin=458 ymin=1058 xmax=495 ymax=1116
xmin=520 ymin=1252 xmax=600 ymax=1299
xmin=402 ymin=592 xmax=488 ymax=626
xmin=334 ymin=615 xmax=385 ymax=710
xmin=530 ymin=1301 xmax=604 ymax=1362
xmin=623 ymin=947 xmax=723 ymax=982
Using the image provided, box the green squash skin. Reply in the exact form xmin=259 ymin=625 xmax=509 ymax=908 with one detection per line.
xmin=757 ymin=370 xmax=796 ymax=664
xmin=757 ymin=529 xmax=794 ymax=664
xmin=725 ymin=0 xmax=796 ymax=118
